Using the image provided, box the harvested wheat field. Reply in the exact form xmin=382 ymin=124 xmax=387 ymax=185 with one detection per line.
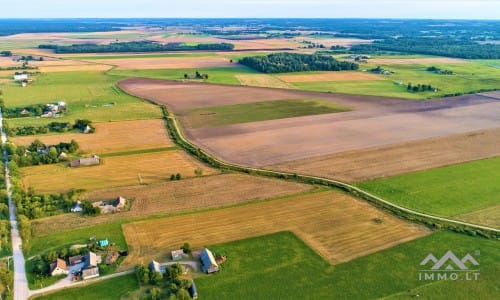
xmin=120 ymin=190 xmax=430 ymax=270
xmin=31 ymin=173 xmax=314 ymax=236
xmin=22 ymin=150 xmax=217 ymax=193
xmin=84 ymin=56 xmax=236 ymax=70
xmin=368 ymin=57 xmax=467 ymax=64
xmin=12 ymin=119 xmax=173 ymax=154
xmin=231 ymin=38 xmax=299 ymax=50
xmin=277 ymin=71 xmax=384 ymax=82
xmin=456 ymin=203 xmax=500 ymax=229
xmin=38 ymin=64 xmax=112 ymax=72
xmin=236 ymin=74 xmax=293 ymax=88
xmin=269 ymin=128 xmax=500 ymax=182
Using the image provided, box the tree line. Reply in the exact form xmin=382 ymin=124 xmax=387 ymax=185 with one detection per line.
xmin=39 ymin=41 xmax=235 ymax=53
xmin=5 ymin=139 xmax=79 ymax=167
xmin=350 ymin=38 xmax=500 ymax=59
xmin=5 ymin=119 xmax=94 ymax=137
xmin=239 ymin=52 xmax=358 ymax=73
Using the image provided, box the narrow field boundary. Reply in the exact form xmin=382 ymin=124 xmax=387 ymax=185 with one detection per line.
xmin=100 ymin=146 xmax=179 ymax=157
xmin=160 ymin=105 xmax=499 ymax=240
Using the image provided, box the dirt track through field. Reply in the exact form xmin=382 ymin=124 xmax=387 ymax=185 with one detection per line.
xmin=268 ymin=128 xmax=500 ymax=182
xmin=120 ymin=190 xmax=430 ymax=270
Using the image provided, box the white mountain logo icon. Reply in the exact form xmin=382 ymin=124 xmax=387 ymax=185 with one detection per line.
xmin=420 ymin=250 xmax=479 ymax=270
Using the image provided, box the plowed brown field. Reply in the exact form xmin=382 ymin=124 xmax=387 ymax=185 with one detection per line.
xmin=269 ymin=128 xmax=500 ymax=182
xmin=31 ymin=173 xmax=313 ymax=236
xmin=120 ymin=190 xmax=430 ymax=270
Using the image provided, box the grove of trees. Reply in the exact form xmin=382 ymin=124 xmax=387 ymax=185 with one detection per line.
xmin=239 ymin=52 xmax=358 ymax=73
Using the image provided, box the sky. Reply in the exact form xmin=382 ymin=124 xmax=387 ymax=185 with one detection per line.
xmin=0 ymin=0 xmax=499 ymax=19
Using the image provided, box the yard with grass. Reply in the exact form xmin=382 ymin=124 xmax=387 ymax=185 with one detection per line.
xmin=2 ymin=71 xmax=162 ymax=128
xmin=181 ymin=98 xmax=350 ymax=128
xmin=356 ymin=157 xmax=500 ymax=225
xmin=195 ymin=231 xmax=499 ymax=300
xmin=32 ymin=273 xmax=139 ymax=300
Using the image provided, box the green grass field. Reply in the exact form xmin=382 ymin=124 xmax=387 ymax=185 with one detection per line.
xmin=293 ymin=80 xmax=414 ymax=98
xmin=28 ymin=221 xmax=126 ymax=257
xmin=2 ymin=71 xmax=162 ymax=127
xmin=33 ymin=273 xmax=139 ymax=300
xmin=195 ymin=231 xmax=499 ymax=300
xmin=182 ymin=98 xmax=350 ymax=128
xmin=356 ymin=158 xmax=500 ymax=218
xmin=109 ymin=66 xmax=258 ymax=85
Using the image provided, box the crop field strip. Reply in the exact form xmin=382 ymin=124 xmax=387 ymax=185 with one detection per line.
xmin=120 ymin=190 xmax=430 ymax=270
xmin=84 ymin=56 xmax=237 ymax=70
xmin=235 ymin=74 xmax=293 ymax=89
xmin=21 ymin=150 xmax=218 ymax=193
xmin=268 ymin=127 xmax=500 ymax=183
xmin=30 ymin=173 xmax=315 ymax=236
xmin=277 ymin=71 xmax=384 ymax=82
xmin=356 ymin=157 xmax=500 ymax=228
xmin=12 ymin=119 xmax=174 ymax=154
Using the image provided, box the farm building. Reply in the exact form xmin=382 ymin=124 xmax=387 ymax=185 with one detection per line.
xmin=200 ymin=248 xmax=219 ymax=274
xmin=105 ymin=252 xmax=119 ymax=265
xmin=189 ymin=280 xmax=198 ymax=300
xmin=68 ymin=255 xmax=83 ymax=266
xmin=113 ymin=196 xmax=126 ymax=209
xmin=49 ymin=258 xmax=69 ymax=276
xmin=82 ymin=267 xmax=99 ymax=280
xmin=171 ymin=249 xmax=184 ymax=261
xmin=70 ymin=155 xmax=100 ymax=167
xmin=149 ymin=260 xmax=161 ymax=273
xmin=85 ymin=251 xmax=101 ymax=268
xmin=70 ymin=201 xmax=83 ymax=212
xmin=13 ymin=73 xmax=29 ymax=81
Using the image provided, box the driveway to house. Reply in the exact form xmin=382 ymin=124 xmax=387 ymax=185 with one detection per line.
xmin=1 ymin=109 xmax=30 ymax=300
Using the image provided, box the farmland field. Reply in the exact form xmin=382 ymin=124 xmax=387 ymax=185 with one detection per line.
xmin=120 ymin=190 xmax=430 ymax=270
xmin=194 ymin=231 xmax=499 ymax=300
xmin=84 ymin=55 xmax=237 ymax=70
xmin=269 ymin=128 xmax=500 ymax=182
xmin=356 ymin=157 xmax=500 ymax=225
xmin=180 ymin=99 xmax=350 ymax=128
xmin=21 ymin=150 xmax=217 ymax=193
xmin=3 ymin=71 xmax=162 ymax=127
xmin=277 ymin=71 xmax=384 ymax=82
xmin=120 ymin=79 xmax=500 ymax=167
xmin=30 ymin=173 xmax=315 ymax=236
xmin=12 ymin=119 xmax=174 ymax=154
xmin=235 ymin=74 xmax=292 ymax=88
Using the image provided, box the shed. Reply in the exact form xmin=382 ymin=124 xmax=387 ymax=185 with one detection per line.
xmin=49 ymin=258 xmax=69 ymax=276
xmin=68 ymin=255 xmax=83 ymax=266
xmin=13 ymin=73 xmax=28 ymax=81
xmin=82 ymin=267 xmax=99 ymax=280
xmin=171 ymin=249 xmax=184 ymax=261
xmin=105 ymin=252 xmax=119 ymax=265
xmin=200 ymin=248 xmax=219 ymax=274
xmin=113 ymin=197 xmax=126 ymax=209
xmin=149 ymin=260 xmax=161 ymax=273
xmin=85 ymin=251 xmax=101 ymax=268
xmin=189 ymin=280 xmax=198 ymax=300
xmin=70 ymin=201 xmax=82 ymax=213
xmin=98 ymin=239 xmax=109 ymax=247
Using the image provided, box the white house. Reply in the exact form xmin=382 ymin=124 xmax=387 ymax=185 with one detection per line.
xmin=49 ymin=258 xmax=69 ymax=276
xmin=70 ymin=201 xmax=83 ymax=212
xmin=13 ymin=73 xmax=29 ymax=81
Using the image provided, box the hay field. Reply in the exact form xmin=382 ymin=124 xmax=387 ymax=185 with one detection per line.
xmin=21 ymin=150 xmax=217 ymax=193
xmin=120 ymin=190 xmax=430 ymax=270
xmin=269 ymin=128 xmax=500 ymax=182
xmin=368 ymin=57 xmax=466 ymax=64
xmin=31 ymin=174 xmax=314 ymax=236
xmin=236 ymin=74 xmax=293 ymax=88
xmin=457 ymin=204 xmax=500 ymax=228
xmin=277 ymin=72 xmax=384 ymax=82
xmin=12 ymin=119 xmax=173 ymax=154
xmin=231 ymin=38 xmax=299 ymax=50
xmin=37 ymin=64 xmax=112 ymax=72
xmin=84 ymin=56 xmax=236 ymax=70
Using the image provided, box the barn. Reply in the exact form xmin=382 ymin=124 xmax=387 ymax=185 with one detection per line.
xmin=200 ymin=248 xmax=219 ymax=274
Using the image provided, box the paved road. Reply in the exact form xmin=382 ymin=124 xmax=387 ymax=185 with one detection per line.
xmin=0 ymin=110 xmax=30 ymax=300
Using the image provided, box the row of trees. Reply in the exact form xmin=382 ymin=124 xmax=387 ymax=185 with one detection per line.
xmin=407 ymin=83 xmax=437 ymax=93
xmin=5 ymin=139 xmax=79 ymax=167
xmin=427 ymin=66 xmax=454 ymax=75
xmin=39 ymin=41 xmax=234 ymax=53
xmin=239 ymin=52 xmax=358 ymax=73
xmin=6 ymin=119 xmax=94 ymax=137
xmin=350 ymin=38 xmax=500 ymax=59
xmin=5 ymin=103 xmax=53 ymax=118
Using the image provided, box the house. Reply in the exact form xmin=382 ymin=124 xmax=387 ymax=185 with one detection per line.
xmin=149 ymin=260 xmax=161 ymax=273
xmin=189 ymin=280 xmax=198 ymax=300
xmin=49 ymin=258 xmax=69 ymax=276
xmin=68 ymin=255 xmax=83 ymax=266
xmin=81 ymin=267 xmax=99 ymax=280
xmin=105 ymin=252 xmax=119 ymax=265
xmin=20 ymin=109 xmax=30 ymax=115
xmin=113 ymin=197 xmax=126 ymax=210
xmin=58 ymin=152 xmax=68 ymax=161
xmin=83 ymin=125 xmax=92 ymax=134
xmin=171 ymin=249 xmax=184 ymax=261
xmin=70 ymin=201 xmax=83 ymax=213
xmin=13 ymin=73 xmax=29 ymax=81
xmin=70 ymin=155 xmax=100 ymax=167
xmin=98 ymin=239 xmax=109 ymax=247
xmin=200 ymin=248 xmax=219 ymax=274
xmin=85 ymin=251 xmax=101 ymax=268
